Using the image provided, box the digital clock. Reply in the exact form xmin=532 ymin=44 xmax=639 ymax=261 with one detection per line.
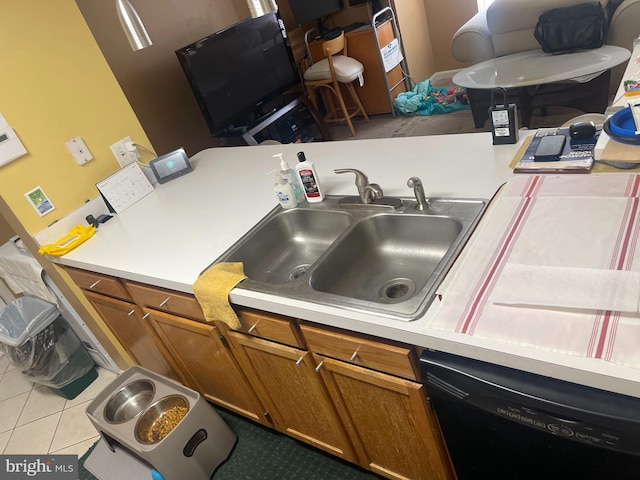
xmin=149 ymin=148 xmax=193 ymax=184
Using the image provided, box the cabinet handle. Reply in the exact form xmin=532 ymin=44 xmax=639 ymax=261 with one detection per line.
xmin=314 ymin=361 xmax=324 ymax=373
xmin=158 ymin=296 xmax=171 ymax=308
xmin=127 ymin=309 xmax=135 ymax=316
xmin=142 ymin=312 xmax=150 ymax=319
xmin=349 ymin=350 xmax=359 ymax=362
xmin=295 ymin=354 xmax=305 ymax=366
xmin=88 ymin=279 xmax=101 ymax=289
xmin=248 ymin=321 xmax=259 ymax=334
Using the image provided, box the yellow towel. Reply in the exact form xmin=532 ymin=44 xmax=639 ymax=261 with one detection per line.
xmin=192 ymin=262 xmax=246 ymax=329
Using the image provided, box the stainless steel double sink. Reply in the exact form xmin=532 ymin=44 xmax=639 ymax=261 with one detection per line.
xmin=210 ymin=196 xmax=486 ymax=321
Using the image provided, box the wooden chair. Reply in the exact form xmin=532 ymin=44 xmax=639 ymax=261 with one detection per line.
xmin=302 ymin=31 xmax=369 ymax=137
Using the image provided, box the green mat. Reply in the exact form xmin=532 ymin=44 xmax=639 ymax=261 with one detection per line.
xmin=79 ymin=407 xmax=379 ymax=480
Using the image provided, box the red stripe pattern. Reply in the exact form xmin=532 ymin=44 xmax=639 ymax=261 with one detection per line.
xmin=455 ymin=174 xmax=640 ymax=363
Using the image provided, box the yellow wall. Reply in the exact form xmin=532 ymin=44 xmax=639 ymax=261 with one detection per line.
xmin=0 ymin=1 xmax=151 ymax=234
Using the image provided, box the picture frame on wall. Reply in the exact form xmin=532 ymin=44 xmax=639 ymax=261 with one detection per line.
xmin=25 ymin=186 xmax=55 ymax=217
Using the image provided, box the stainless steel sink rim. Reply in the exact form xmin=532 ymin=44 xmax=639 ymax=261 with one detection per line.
xmin=209 ymin=195 xmax=487 ymax=322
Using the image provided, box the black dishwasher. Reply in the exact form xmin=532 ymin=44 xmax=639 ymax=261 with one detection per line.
xmin=420 ymin=350 xmax=640 ymax=480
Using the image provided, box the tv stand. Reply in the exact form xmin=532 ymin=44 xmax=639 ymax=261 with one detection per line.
xmin=217 ymin=95 xmax=330 ymax=146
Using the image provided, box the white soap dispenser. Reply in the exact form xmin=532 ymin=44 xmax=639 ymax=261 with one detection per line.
xmin=295 ymin=151 xmax=324 ymax=203
xmin=273 ymin=153 xmax=306 ymax=204
xmin=274 ymin=172 xmax=297 ymax=209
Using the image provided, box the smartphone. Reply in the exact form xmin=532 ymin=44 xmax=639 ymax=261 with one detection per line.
xmin=533 ymin=135 xmax=566 ymax=161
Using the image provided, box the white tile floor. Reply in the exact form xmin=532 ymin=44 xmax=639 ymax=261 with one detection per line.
xmin=0 ymin=352 xmax=117 ymax=457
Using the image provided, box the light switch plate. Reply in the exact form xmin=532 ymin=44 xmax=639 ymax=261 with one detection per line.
xmin=65 ymin=136 xmax=93 ymax=165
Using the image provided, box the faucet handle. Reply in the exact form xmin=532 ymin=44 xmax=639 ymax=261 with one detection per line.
xmin=335 ymin=168 xmax=392 ymax=205
xmin=334 ymin=168 xmax=369 ymax=188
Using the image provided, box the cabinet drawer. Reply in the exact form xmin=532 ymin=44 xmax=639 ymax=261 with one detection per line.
xmin=300 ymin=323 xmax=419 ymax=381
xmin=65 ymin=267 xmax=131 ymax=301
xmin=126 ymin=282 xmax=205 ymax=322
xmin=236 ymin=308 xmax=302 ymax=347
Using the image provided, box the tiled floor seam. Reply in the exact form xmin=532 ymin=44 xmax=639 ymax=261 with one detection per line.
xmin=45 ymin=408 xmax=66 ymax=454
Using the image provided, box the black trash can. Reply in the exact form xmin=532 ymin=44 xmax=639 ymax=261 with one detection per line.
xmin=0 ymin=294 xmax=97 ymax=399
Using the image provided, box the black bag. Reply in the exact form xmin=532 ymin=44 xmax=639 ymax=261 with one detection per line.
xmin=534 ymin=2 xmax=608 ymax=54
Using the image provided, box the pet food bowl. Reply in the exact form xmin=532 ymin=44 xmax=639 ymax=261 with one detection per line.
xmin=86 ymin=366 xmax=236 ymax=480
xmin=134 ymin=395 xmax=189 ymax=444
xmin=104 ymin=379 xmax=155 ymax=424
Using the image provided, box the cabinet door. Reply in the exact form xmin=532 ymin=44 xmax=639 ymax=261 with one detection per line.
xmin=227 ymin=331 xmax=359 ymax=464
xmin=316 ymin=355 xmax=455 ymax=480
xmin=146 ymin=309 xmax=268 ymax=426
xmin=83 ymin=290 xmax=180 ymax=381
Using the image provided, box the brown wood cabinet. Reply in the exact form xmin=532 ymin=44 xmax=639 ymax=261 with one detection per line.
xmin=301 ymin=322 xmax=419 ymax=380
xmin=300 ymin=323 xmax=454 ymax=480
xmin=235 ymin=308 xmax=304 ymax=346
xmin=145 ymin=308 xmax=268 ymax=425
xmin=64 ymin=266 xmax=454 ymax=480
xmin=126 ymin=281 xmax=206 ymax=322
xmin=315 ymin=355 xmax=455 ymax=480
xmin=227 ymin=331 xmax=359 ymax=462
xmin=66 ymin=266 xmax=132 ymax=301
xmin=82 ymin=289 xmax=180 ymax=381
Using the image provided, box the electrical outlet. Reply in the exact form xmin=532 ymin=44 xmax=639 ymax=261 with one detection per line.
xmin=110 ymin=136 xmax=139 ymax=167
xmin=65 ymin=136 xmax=93 ymax=165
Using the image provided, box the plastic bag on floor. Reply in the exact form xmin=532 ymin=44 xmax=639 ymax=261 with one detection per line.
xmin=0 ymin=296 xmax=94 ymax=388
xmin=394 ymin=79 xmax=470 ymax=116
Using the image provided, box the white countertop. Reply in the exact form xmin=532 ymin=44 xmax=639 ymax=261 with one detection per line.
xmin=36 ymin=132 xmax=640 ymax=398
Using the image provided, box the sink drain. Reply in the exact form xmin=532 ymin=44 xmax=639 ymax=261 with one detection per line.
xmin=379 ymin=278 xmax=416 ymax=303
xmin=287 ymin=264 xmax=311 ymax=282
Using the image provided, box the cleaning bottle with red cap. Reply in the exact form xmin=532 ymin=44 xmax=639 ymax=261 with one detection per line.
xmin=295 ymin=151 xmax=324 ymax=203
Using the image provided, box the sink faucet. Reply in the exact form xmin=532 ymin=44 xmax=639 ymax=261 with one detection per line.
xmin=334 ymin=168 xmax=383 ymax=204
xmin=407 ymin=177 xmax=428 ymax=211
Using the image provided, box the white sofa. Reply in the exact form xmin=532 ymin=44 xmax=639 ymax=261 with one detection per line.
xmin=451 ymin=0 xmax=640 ymax=94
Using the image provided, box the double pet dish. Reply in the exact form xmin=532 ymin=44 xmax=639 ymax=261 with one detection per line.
xmin=86 ymin=366 xmax=236 ymax=480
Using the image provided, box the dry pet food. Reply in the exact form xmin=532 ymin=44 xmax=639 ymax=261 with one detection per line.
xmin=147 ymin=405 xmax=187 ymax=442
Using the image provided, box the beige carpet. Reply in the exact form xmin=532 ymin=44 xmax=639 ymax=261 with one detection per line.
xmin=327 ymin=70 xmax=596 ymax=141
xmin=328 ymin=104 xmax=589 ymax=142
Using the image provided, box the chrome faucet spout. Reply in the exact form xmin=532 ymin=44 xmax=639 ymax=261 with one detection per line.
xmin=363 ymin=183 xmax=384 ymax=203
xmin=407 ymin=177 xmax=428 ymax=211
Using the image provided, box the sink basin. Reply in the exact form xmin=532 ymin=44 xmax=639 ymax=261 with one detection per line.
xmin=212 ymin=196 xmax=486 ymax=321
xmin=219 ymin=208 xmax=351 ymax=284
xmin=310 ymin=214 xmax=462 ymax=304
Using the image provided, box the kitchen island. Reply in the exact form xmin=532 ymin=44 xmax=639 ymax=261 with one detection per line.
xmin=35 ymin=132 xmax=640 ymax=397
xmin=35 ymin=131 xmax=640 ymax=477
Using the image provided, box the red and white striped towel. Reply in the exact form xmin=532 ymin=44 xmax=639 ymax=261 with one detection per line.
xmin=429 ymin=174 xmax=640 ymax=369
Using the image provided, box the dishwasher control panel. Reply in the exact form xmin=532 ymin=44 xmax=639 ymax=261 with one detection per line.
xmin=493 ymin=403 xmax=628 ymax=452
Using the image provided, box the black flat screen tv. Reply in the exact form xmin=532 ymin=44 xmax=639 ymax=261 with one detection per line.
xmin=348 ymin=0 xmax=384 ymax=13
xmin=288 ymin=0 xmax=343 ymax=26
xmin=175 ymin=12 xmax=299 ymax=136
